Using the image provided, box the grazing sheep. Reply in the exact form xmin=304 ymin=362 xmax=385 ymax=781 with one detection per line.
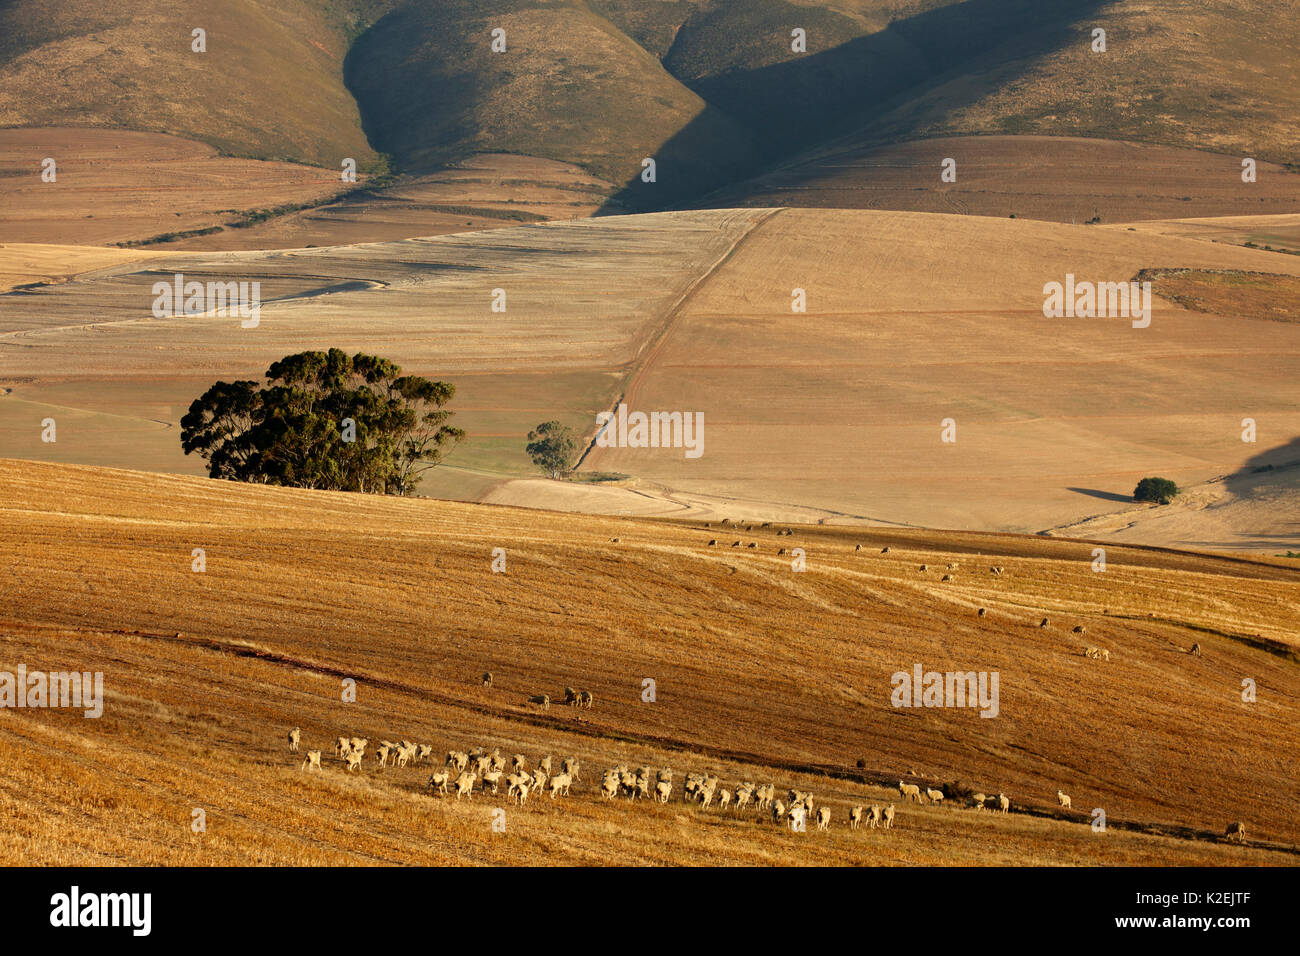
xmin=898 ymin=781 xmax=922 ymax=803
xmin=334 ymin=736 xmax=351 ymax=757
xmin=600 ymin=771 xmax=619 ymax=800
xmin=453 ymin=771 xmax=477 ymax=800
xmin=287 ymin=727 xmax=300 ymax=752
xmin=1190 ymin=643 xmax=1202 ymax=656
xmin=747 ymin=542 xmax=757 ymax=548
xmin=580 ymin=690 xmax=593 ymax=709
xmin=1039 ymin=618 xmax=1049 ymax=628
xmin=978 ymin=608 xmax=987 ymax=617
xmin=1057 ymin=790 xmax=1072 ymax=810
xmin=969 ymin=793 xmax=987 ymax=810
xmin=926 ymin=788 xmax=944 ymax=804
xmin=990 ymin=566 xmax=1003 ymax=575
xmin=426 ymin=770 xmax=450 ymax=795
xmin=301 ymin=750 xmax=322 ymax=772
xmin=778 ymin=548 xmax=786 ymax=555
xmin=919 ymin=564 xmax=928 ymax=571
xmin=732 ymin=541 xmax=741 ymax=547
xmin=482 ymin=671 xmax=493 ymax=687
xmin=947 ymin=563 xmax=958 ymax=570
xmin=345 ymin=751 xmax=362 ymax=773
xmin=849 ymin=806 xmax=864 ymax=829
xmin=527 ymin=694 xmax=551 ymax=710
xmin=855 ymin=544 xmax=862 ymax=552
xmin=997 ymin=793 xmax=1010 ymax=813
xmin=610 ymin=537 xmax=619 ymax=543
xmin=1225 ymin=821 xmax=1247 ymax=844
xmin=941 ymin=574 xmax=953 ymax=581
xmin=549 ymin=773 xmax=572 ymax=799
xmin=1100 ymin=649 xmax=1110 ymax=661
xmin=816 ymin=807 xmax=831 ymax=830
xmin=708 ymin=539 xmax=717 ymax=546
xmin=882 ymin=804 xmax=895 ymax=829
xmin=1072 ymin=625 xmax=1086 ymax=634
xmin=881 ymin=546 xmax=890 ymax=553
xmin=506 ymin=772 xmax=531 ymax=805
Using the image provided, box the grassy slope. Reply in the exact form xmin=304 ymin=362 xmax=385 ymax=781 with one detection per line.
xmin=0 ymin=457 xmax=1296 ymax=864
xmin=0 ymin=0 xmax=382 ymax=168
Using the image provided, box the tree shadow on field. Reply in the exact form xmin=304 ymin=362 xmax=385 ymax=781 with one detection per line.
xmin=600 ymin=0 xmax=1120 ymax=214
xmin=1067 ymin=487 xmax=1133 ymax=503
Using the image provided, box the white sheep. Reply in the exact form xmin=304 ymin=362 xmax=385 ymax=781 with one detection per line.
xmin=481 ymin=770 xmax=503 ymax=794
xmin=580 ymin=690 xmax=593 ymax=709
xmin=849 ymin=806 xmax=864 ymax=829
xmin=601 ymin=772 xmax=620 ymax=800
xmin=453 ymin=771 xmax=477 ymax=800
xmin=882 ymin=804 xmax=895 ymax=829
xmin=549 ymin=773 xmax=572 ymax=799
xmin=1057 ymin=790 xmax=1071 ymax=810
xmin=655 ymin=780 xmax=672 ymax=804
xmin=926 ymin=788 xmax=944 ymax=804
xmin=816 ymin=807 xmax=830 ymax=830
xmin=772 ymin=800 xmax=786 ymax=823
xmin=561 ymin=757 xmax=580 ymax=781
xmin=867 ymin=805 xmax=881 ymax=829
xmin=345 ymin=751 xmax=362 ymax=772
xmin=287 ymin=727 xmax=300 ymax=752
xmin=898 ymin=781 xmax=922 ymax=803
xmin=997 ymin=793 xmax=1010 ymax=813
xmin=446 ymin=750 xmax=468 ymax=772
xmin=427 ymin=770 xmax=450 ymax=795
xmin=335 ymin=736 xmax=351 ymax=757
xmin=301 ymin=750 xmax=322 ymax=772
xmin=527 ymin=694 xmax=550 ymax=710
xmin=1225 ymin=821 xmax=1247 ymax=844
xmin=507 ymin=773 xmax=531 ymax=805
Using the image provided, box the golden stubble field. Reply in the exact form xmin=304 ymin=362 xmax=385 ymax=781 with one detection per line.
xmin=0 ymin=458 xmax=1296 ymax=865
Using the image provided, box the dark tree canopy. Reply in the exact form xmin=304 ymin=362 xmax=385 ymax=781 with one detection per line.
xmin=180 ymin=349 xmax=464 ymax=495
xmin=1133 ymin=476 xmax=1179 ymax=505
xmin=526 ymin=420 xmax=578 ymax=479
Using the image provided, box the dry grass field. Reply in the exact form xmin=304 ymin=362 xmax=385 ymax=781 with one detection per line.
xmin=0 ymin=458 xmax=1296 ymax=865
xmin=6 ymin=206 xmax=1300 ymax=550
xmin=716 ymin=136 xmax=1300 ymax=224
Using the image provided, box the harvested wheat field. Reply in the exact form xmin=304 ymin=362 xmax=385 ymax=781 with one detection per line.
xmin=0 ymin=458 xmax=1295 ymax=865
xmin=6 ymin=207 xmax=1300 ymax=551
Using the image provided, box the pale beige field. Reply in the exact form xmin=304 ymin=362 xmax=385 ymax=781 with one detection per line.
xmin=719 ymin=136 xmax=1300 ymax=224
xmin=4 ymin=206 xmax=1299 ymax=551
xmin=0 ymin=458 xmax=1296 ymax=865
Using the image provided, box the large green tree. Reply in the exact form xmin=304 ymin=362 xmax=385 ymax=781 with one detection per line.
xmin=526 ymin=421 xmax=579 ymax=479
xmin=180 ymin=349 xmax=463 ymax=495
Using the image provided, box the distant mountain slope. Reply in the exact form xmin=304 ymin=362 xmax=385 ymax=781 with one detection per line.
xmin=0 ymin=0 xmax=383 ymax=168
xmin=343 ymin=0 xmax=758 ymax=209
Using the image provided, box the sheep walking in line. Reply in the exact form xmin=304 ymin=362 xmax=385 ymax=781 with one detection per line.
xmin=1225 ymin=821 xmax=1247 ymax=844
xmin=601 ymin=771 xmax=619 ymax=800
xmin=655 ymin=780 xmax=672 ymax=804
xmin=301 ymin=750 xmax=322 ymax=772
xmin=427 ymin=770 xmax=450 ymax=795
xmin=376 ymin=745 xmax=391 ymax=768
xmin=978 ymin=608 xmax=987 ymax=617
xmin=507 ymin=773 xmax=531 ymax=806
xmin=1057 ymin=790 xmax=1072 ymax=810
xmin=849 ymin=806 xmax=864 ymax=829
xmin=926 ymin=788 xmax=944 ymax=804
xmin=287 ymin=727 xmax=300 ymax=752
xmin=815 ymin=807 xmax=831 ymax=831
xmin=882 ymin=805 xmax=895 ymax=829
xmin=345 ymin=751 xmax=362 ymax=772
xmin=718 ymin=789 xmax=733 ymax=811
